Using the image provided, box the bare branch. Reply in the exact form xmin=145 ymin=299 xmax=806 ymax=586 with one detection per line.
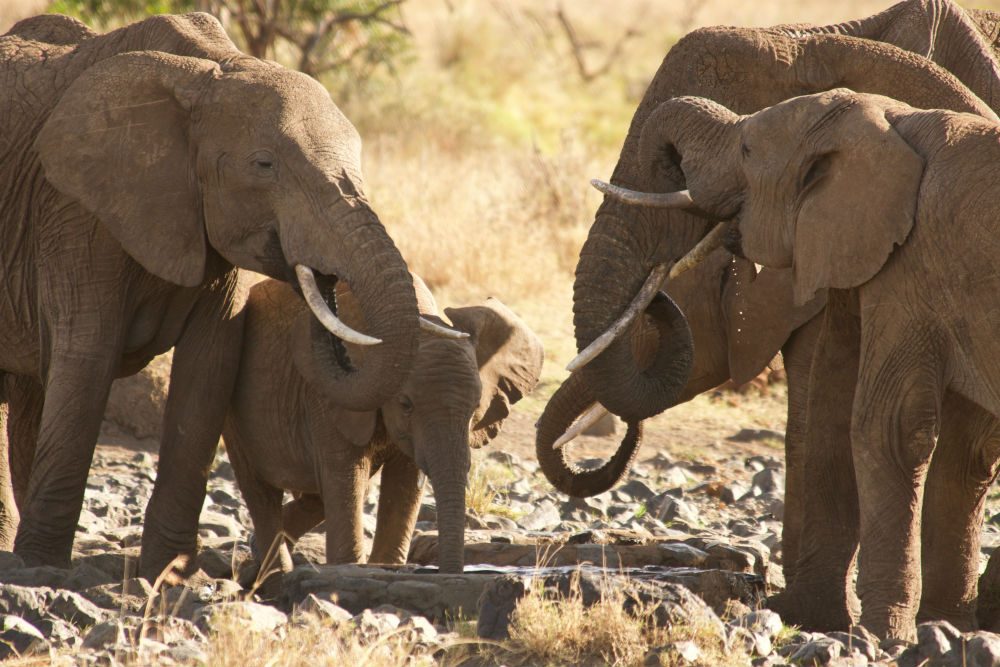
xmin=555 ymin=2 xmax=643 ymax=82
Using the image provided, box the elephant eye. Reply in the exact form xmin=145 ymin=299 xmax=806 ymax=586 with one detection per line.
xmin=802 ymin=153 xmax=834 ymax=190
xmin=249 ymin=151 xmax=277 ymax=177
xmin=741 ymin=142 xmax=750 ymax=159
xmin=398 ymin=395 xmax=414 ymax=415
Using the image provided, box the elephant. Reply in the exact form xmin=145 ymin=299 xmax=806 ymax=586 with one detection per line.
xmin=537 ymin=0 xmax=1000 ymax=633
xmin=598 ymin=86 xmax=1000 ymax=640
xmin=222 ymin=274 xmax=544 ymax=575
xmin=0 ymin=12 xmax=472 ymax=579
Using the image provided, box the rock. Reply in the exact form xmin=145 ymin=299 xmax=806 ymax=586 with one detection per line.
xmin=34 ymin=617 xmax=81 ymax=649
xmin=826 ymin=629 xmax=878 ymax=663
xmin=82 ymin=619 xmax=128 ymax=650
xmin=165 ymin=640 xmax=208 ymax=665
xmin=0 ymin=615 xmax=48 ymax=659
xmin=657 ymin=543 xmax=708 ymax=568
xmin=141 ymin=616 xmax=206 ymax=645
xmin=292 ymin=594 xmax=352 ymax=624
xmin=670 ymin=640 xmax=702 ymax=663
xmin=729 ymin=625 xmax=771 ymax=656
xmin=399 ymin=614 xmax=438 ymax=643
xmin=655 ymin=496 xmax=700 ymax=525
xmin=352 ymin=608 xmax=400 ymax=641
xmin=81 ymin=578 xmax=153 ymax=614
xmin=727 ymin=429 xmax=785 ymax=443
xmin=197 ymin=547 xmax=236 ymax=580
xmin=736 ymin=609 xmax=783 ymax=639
xmin=720 ymin=483 xmax=751 ymax=504
xmin=103 ymin=353 xmax=170 ymax=441
xmin=45 ymin=590 xmax=104 ymax=629
xmin=194 ymin=601 xmax=288 ymax=635
xmin=616 ymin=480 xmax=656 ymax=503
xmin=751 ymin=468 xmax=783 ymax=494
xmin=789 ymin=637 xmax=845 ymax=665
xmin=519 ymin=501 xmax=560 ymax=531
xmin=0 ymin=553 xmax=24 ymax=571
xmin=964 ymin=631 xmax=1000 ymax=667
xmin=198 ymin=510 xmax=243 ymax=539
xmin=0 ymin=584 xmax=48 ymax=624
xmin=477 ymin=575 xmax=526 ymax=640
xmin=895 ymin=621 xmax=961 ymax=667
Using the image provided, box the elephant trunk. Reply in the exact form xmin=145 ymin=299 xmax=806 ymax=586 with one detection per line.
xmin=290 ymin=202 xmax=419 ymax=412
xmin=536 ymin=371 xmax=643 ymax=498
xmin=573 ymin=98 xmax=740 ymax=422
xmin=422 ymin=438 xmax=469 ymax=574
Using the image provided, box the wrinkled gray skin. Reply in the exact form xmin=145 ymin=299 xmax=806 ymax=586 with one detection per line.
xmin=539 ymin=0 xmax=1000 ymax=635
xmin=224 ymin=276 xmax=543 ymax=575
xmin=626 ymin=87 xmax=1000 ymax=641
xmin=0 ymin=13 xmax=421 ymax=579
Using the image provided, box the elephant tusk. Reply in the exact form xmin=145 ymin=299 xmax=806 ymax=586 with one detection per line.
xmin=667 ymin=220 xmax=730 ymax=281
xmin=591 ymin=179 xmax=694 ymax=208
xmin=420 ymin=317 xmax=470 ymax=340
xmin=294 ymin=264 xmax=383 ymax=346
xmin=565 ymin=221 xmax=729 ymax=373
xmin=553 ymin=401 xmax=611 ymax=450
xmin=566 ymin=263 xmax=670 ymax=373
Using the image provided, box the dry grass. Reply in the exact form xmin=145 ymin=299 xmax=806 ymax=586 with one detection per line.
xmin=465 ymin=450 xmax=519 ymax=519
xmin=204 ymin=614 xmax=438 ymax=667
xmin=471 ymin=570 xmax=746 ymax=667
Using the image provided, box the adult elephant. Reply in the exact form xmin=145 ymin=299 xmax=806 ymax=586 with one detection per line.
xmin=0 ymin=12 xmax=445 ymax=579
xmin=538 ymin=0 xmax=1000 ymax=633
xmin=599 ymin=87 xmax=1000 ymax=640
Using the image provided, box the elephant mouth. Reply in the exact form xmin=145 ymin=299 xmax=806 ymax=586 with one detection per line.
xmin=723 ymin=223 xmax=744 ymax=258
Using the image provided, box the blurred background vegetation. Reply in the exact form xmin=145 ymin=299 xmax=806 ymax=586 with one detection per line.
xmin=3 ymin=0 xmax=999 ymax=381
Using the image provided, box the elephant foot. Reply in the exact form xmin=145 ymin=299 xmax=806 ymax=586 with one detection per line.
xmin=768 ymin=587 xmax=855 ymax=632
xmin=138 ymin=532 xmax=199 ymax=584
xmin=16 ymin=548 xmax=71 ymax=569
xmin=860 ymin=605 xmax=917 ymax=643
xmin=917 ymin=604 xmax=976 ymax=633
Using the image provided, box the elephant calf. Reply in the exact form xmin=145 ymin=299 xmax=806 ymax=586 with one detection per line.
xmin=223 ymin=275 xmax=543 ymax=575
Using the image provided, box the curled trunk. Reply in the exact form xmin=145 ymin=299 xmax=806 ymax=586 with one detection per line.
xmin=536 ymin=371 xmax=643 ymax=498
xmin=292 ymin=205 xmax=419 ymax=412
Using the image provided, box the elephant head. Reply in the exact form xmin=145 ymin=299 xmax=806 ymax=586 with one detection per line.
xmin=33 ymin=48 xmax=426 ymax=410
xmin=603 ymin=89 xmax=925 ymax=306
xmin=542 ymin=25 xmax=997 ymax=498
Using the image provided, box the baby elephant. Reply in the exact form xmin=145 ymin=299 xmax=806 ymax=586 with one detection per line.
xmin=223 ymin=275 xmax=543 ymax=575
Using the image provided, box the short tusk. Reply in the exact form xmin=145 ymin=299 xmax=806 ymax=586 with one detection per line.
xmin=421 ymin=317 xmax=469 ymax=339
xmin=294 ymin=265 xmax=382 ymax=346
xmin=667 ymin=221 xmax=730 ymax=281
xmin=566 ymin=263 xmax=670 ymax=373
xmin=553 ymin=402 xmax=610 ymax=450
xmin=591 ymin=179 xmax=694 ymax=208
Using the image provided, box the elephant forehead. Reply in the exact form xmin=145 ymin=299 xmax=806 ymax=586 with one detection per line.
xmin=410 ymin=340 xmax=481 ymax=394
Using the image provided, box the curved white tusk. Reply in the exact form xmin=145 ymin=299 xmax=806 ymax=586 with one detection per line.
xmin=421 ymin=317 xmax=469 ymax=339
xmin=591 ymin=179 xmax=694 ymax=208
xmin=553 ymin=402 xmax=610 ymax=450
xmin=667 ymin=221 xmax=730 ymax=281
xmin=294 ymin=264 xmax=382 ymax=346
xmin=566 ymin=263 xmax=670 ymax=373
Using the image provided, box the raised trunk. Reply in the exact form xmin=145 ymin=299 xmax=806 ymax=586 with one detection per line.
xmin=291 ymin=204 xmax=419 ymax=412
xmin=574 ymin=101 xmax=740 ymax=421
xmin=536 ymin=371 xmax=643 ymax=498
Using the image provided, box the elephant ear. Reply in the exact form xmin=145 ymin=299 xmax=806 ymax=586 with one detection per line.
xmin=445 ymin=298 xmax=544 ymax=449
xmin=35 ymin=51 xmax=220 ymax=287
xmin=791 ymin=96 xmax=924 ymax=306
xmin=723 ymin=261 xmax=827 ymax=385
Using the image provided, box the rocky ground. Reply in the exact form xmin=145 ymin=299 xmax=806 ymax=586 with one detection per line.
xmin=1 ymin=371 xmax=1000 ymax=665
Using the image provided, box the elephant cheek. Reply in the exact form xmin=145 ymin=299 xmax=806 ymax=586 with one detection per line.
xmin=738 ymin=207 xmax=795 ymax=269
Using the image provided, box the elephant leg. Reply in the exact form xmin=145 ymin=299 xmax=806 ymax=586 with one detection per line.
xmin=320 ymin=446 xmax=372 ymax=565
xmin=778 ymin=314 xmax=822 ymax=581
xmin=141 ymin=277 xmax=245 ymax=581
xmin=369 ymin=451 xmax=424 ymax=565
xmin=918 ymin=393 xmax=1000 ymax=630
xmin=6 ymin=376 xmax=44 ymax=509
xmin=0 ymin=375 xmax=45 ymax=552
xmin=769 ymin=293 xmax=860 ymax=632
xmin=281 ymin=494 xmax=325 ymax=544
xmin=14 ymin=351 xmax=121 ymax=566
xmin=852 ymin=321 xmax=946 ymax=642
xmin=221 ymin=424 xmax=292 ymax=583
